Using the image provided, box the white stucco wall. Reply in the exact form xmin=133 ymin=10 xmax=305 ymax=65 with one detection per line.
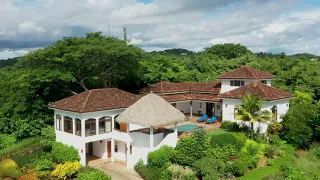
xmin=221 ymin=98 xmax=290 ymax=133
xmin=192 ymin=101 xmax=206 ymax=115
xmin=175 ymin=102 xmax=190 ymax=114
xmin=115 ymin=141 xmax=126 ymax=161
xmin=220 ymin=79 xmax=272 ymax=93
xmin=93 ymin=140 xmax=108 ymax=159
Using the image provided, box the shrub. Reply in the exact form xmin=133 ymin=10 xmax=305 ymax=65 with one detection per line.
xmin=206 ymin=145 xmax=238 ymax=161
xmin=12 ymin=149 xmax=53 ymax=168
xmin=265 ymin=145 xmax=279 ymax=158
xmin=0 ymin=134 xmax=17 ymax=149
xmin=52 ymin=142 xmax=80 ymax=163
xmin=0 ymin=137 xmax=41 ymax=159
xmin=51 ymin=161 xmax=81 ymax=179
xmin=78 ymin=168 xmax=111 ymax=180
xmin=193 ymin=157 xmax=225 ymax=178
xmin=221 ymin=121 xmax=240 ymax=131
xmin=147 ymin=145 xmax=173 ymax=168
xmin=40 ymin=126 xmax=55 ymax=152
xmin=225 ymin=160 xmax=248 ymax=177
xmin=172 ymin=131 xmax=210 ymax=166
xmin=0 ymin=158 xmax=22 ymax=178
xmin=210 ymin=133 xmax=245 ymax=151
xmin=267 ymin=122 xmax=283 ymax=135
xmin=167 ymin=164 xmax=196 ymax=180
xmin=34 ymin=159 xmax=53 ymax=171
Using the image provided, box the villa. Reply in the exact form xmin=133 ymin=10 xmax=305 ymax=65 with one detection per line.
xmin=49 ymin=66 xmax=293 ymax=168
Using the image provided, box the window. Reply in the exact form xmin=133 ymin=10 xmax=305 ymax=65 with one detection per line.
xmin=261 ymin=80 xmax=267 ymax=84
xmin=85 ymin=119 xmax=96 ymax=136
xmin=56 ymin=115 xmax=62 ymax=131
xmin=75 ymin=119 xmax=81 ymax=136
xmin=115 ymin=144 xmax=118 ymax=153
xmin=64 ymin=116 xmax=73 ymax=134
xmin=99 ymin=117 xmax=112 ymax=134
xmin=230 ymin=80 xmax=245 ymax=86
xmin=272 ymin=106 xmax=278 ymax=121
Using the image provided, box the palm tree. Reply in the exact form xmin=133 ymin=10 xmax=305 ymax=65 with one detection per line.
xmin=235 ymin=94 xmax=273 ymax=136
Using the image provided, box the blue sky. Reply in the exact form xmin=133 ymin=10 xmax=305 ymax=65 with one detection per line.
xmin=0 ymin=0 xmax=320 ymax=59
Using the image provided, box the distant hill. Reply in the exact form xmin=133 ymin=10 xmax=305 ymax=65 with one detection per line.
xmin=150 ymin=48 xmax=195 ymax=56
xmin=0 ymin=57 xmax=19 ymax=67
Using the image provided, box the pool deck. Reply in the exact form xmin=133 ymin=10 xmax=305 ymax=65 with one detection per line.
xmin=163 ymin=115 xmax=222 ymax=138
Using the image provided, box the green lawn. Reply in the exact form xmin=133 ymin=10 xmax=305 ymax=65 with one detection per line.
xmin=207 ymin=128 xmax=229 ymax=136
xmin=239 ymin=146 xmax=295 ymax=180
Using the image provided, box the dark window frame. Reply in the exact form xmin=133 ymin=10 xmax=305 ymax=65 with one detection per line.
xmin=75 ymin=118 xmax=81 ymax=136
xmin=64 ymin=116 xmax=73 ymax=134
xmin=85 ymin=119 xmax=96 ymax=137
xmin=99 ymin=117 xmax=112 ymax=134
xmin=56 ymin=115 xmax=62 ymax=131
xmin=230 ymin=80 xmax=245 ymax=87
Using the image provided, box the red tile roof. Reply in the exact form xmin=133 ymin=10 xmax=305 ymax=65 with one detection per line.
xmin=217 ymin=66 xmax=276 ymax=79
xmin=49 ymin=88 xmax=139 ymax=113
xmin=161 ymin=93 xmax=220 ymax=102
xmin=140 ymin=81 xmax=221 ymax=94
xmin=219 ymin=82 xmax=293 ymax=101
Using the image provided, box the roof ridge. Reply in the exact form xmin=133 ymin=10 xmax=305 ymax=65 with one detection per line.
xmin=80 ymin=90 xmax=92 ymax=113
xmin=255 ymin=82 xmax=272 ymax=100
xmin=246 ymin=66 xmax=257 ymax=79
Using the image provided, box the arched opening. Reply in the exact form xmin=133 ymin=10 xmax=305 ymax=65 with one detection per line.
xmin=85 ymin=118 xmax=96 ymax=136
xmin=75 ymin=118 xmax=81 ymax=136
xmin=271 ymin=106 xmax=278 ymax=121
xmin=98 ymin=116 xmax=112 ymax=134
xmin=56 ymin=114 xmax=62 ymax=131
xmin=64 ymin=116 xmax=73 ymax=134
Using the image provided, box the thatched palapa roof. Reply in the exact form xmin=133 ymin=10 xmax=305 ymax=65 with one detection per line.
xmin=116 ymin=94 xmax=187 ymax=127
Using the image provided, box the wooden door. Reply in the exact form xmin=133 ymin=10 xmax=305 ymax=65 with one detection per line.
xmin=107 ymin=141 xmax=111 ymax=157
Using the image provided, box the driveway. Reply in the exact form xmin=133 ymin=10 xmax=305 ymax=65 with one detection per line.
xmin=90 ymin=161 xmax=143 ymax=180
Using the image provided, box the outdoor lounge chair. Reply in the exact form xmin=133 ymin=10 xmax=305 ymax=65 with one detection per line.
xmin=206 ymin=116 xmax=217 ymax=124
xmin=197 ymin=114 xmax=208 ymax=122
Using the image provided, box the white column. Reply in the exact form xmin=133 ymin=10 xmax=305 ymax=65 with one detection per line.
xmin=61 ymin=116 xmax=65 ymax=132
xmin=96 ymin=118 xmax=99 ymax=135
xmin=80 ymin=143 xmax=86 ymax=166
xmin=174 ymin=122 xmax=178 ymax=137
xmin=81 ymin=119 xmax=86 ymax=137
xmin=112 ymin=116 xmax=115 ymax=130
xmin=150 ymin=126 xmax=154 ymax=149
xmin=126 ymin=141 xmax=130 ymax=168
xmin=72 ymin=118 xmax=76 ymax=135
xmin=190 ymin=101 xmax=193 ymax=118
xmin=111 ymin=138 xmax=115 ymax=162
xmin=126 ymin=124 xmax=130 ymax=133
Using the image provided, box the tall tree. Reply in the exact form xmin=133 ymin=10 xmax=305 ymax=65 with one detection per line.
xmin=205 ymin=43 xmax=252 ymax=59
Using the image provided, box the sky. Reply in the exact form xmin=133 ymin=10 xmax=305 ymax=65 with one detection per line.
xmin=0 ymin=0 xmax=320 ymax=59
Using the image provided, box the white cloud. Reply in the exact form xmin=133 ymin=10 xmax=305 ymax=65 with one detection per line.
xmin=0 ymin=0 xmax=320 ymax=58
xmin=19 ymin=21 xmax=46 ymax=34
xmin=0 ymin=48 xmax=38 ymax=59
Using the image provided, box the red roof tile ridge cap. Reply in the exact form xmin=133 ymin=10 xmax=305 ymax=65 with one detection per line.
xmin=246 ymin=66 xmax=257 ymax=79
xmin=255 ymin=82 xmax=272 ymax=100
xmin=80 ymin=90 xmax=92 ymax=113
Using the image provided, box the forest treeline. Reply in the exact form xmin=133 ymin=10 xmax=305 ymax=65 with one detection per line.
xmin=0 ymin=32 xmax=319 ymax=148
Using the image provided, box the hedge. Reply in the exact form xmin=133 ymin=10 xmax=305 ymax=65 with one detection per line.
xmin=0 ymin=137 xmax=41 ymax=160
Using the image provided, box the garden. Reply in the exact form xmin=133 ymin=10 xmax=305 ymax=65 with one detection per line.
xmin=135 ymin=122 xmax=320 ymax=180
xmin=0 ymin=126 xmax=111 ymax=180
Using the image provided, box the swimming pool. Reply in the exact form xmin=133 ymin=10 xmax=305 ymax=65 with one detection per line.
xmin=168 ymin=124 xmax=203 ymax=132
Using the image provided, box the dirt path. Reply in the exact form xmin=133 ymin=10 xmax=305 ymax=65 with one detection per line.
xmin=93 ymin=162 xmax=143 ymax=180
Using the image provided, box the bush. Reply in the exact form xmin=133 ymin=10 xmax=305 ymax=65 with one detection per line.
xmin=0 ymin=158 xmax=22 ymax=178
xmin=225 ymin=160 xmax=248 ymax=177
xmin=34 ymin=159 xmax=53 ymax=171
xmin=167 ymin=164 xmax=196 ymax=180
xmin=265 ymin=145 xmax=279 ymax=158
xmin=206 ymin=145 xmax=238 ymax=161
xmin=52 ymin=142 xmax=80 ymax=163
xmin=147 ymin=145 xmax=173 ymax=168
xmin=40 ymin=126 xmax=55 ymax=152
xmin=267 ymin=122 xmax=283 ymax=135
xmin=0 ymin=134 xmax=16 ymax=149
xmin=51 ymin=161 xmax=81 ymax=179
xmin=221 ymin=121 xmax=241 ymax=131
xmin=78 ymin=168 xmax=111 ymax=180
xmin=0 ymin=137 xmax=41 ymax=159
xmin=172 ymin=130 xmax=210 ymax=166
xmin=12 ymin=149 xmax=53 ymax=168
xmin=193 ymin=157 xmax=225 ymax=178
xmin=210 ymin=133 xmax=246 ymax=151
